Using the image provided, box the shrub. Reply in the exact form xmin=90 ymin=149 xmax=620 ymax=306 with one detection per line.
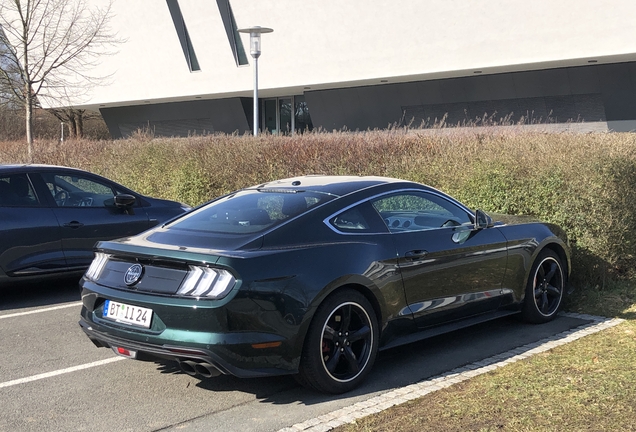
xmin=1 ymin=129 xmax=635 ymax=289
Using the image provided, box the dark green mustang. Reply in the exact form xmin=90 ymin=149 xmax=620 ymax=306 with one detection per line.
xmin=79 ymin=176 xmax=570 ymax=393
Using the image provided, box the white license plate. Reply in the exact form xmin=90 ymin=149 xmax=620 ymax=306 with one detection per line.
xmin=103 ymin=300 xmax=153 ymax=328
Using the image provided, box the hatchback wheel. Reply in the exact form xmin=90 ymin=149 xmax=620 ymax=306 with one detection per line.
xmin=297 ymin=289 xmax=379 ymax=394
xmin=522 ymin=250 xmax=565 ymax=323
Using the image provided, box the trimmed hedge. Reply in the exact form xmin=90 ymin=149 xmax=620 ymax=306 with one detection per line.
xmin=2 ymin=129 xmax=636 ymax=287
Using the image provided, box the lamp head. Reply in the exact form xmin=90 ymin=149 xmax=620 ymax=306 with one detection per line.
xmin=250 ymin=32 xmax=261 ymax=57
xmin=238 ymin=26 xmax=273 ymax=59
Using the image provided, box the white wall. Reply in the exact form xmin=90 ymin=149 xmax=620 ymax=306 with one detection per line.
xmin=70 ymin=0 xmax=636 ymax=110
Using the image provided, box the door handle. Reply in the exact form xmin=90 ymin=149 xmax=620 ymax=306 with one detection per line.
xmin=63 ymin=221 xmax=84 ymax=229
xmin=404 ymin=250 xmax=428 ymax=260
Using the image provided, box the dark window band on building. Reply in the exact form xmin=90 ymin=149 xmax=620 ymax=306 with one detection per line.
xmin=217 ymin=0 xmax=248 ymax=66
xmin=166 ymin=0 xmax=201 ymax=72
xmin=402 ymin=94 xmax=606 ymax=128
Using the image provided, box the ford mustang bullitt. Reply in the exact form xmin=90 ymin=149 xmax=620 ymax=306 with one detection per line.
xmin=79 ymin=175 xmax=570 ymax=393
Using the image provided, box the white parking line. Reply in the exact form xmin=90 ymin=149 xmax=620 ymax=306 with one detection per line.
xmin=0 ymin=302 xmax=82 ymax=320
xmin=0 ymin=357 xmax=124 ymax=389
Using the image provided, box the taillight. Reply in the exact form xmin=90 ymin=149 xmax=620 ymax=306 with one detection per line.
xmin=85 ymin=252 xmax=109 ymax=281
xmin=176 ymin=266 xmax=236 ymax=299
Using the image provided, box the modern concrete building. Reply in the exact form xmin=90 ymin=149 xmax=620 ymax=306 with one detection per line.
xmin=65 ymin=0 xmax=636 ymax=137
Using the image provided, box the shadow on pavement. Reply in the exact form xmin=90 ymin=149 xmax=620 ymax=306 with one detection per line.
xmin=155 ymin=314 xmax=599 ymax=431
xmin=163 ymin=313 xmax=594 ymax=405
xmin=0 ymin=276 xmax=82 ymax=312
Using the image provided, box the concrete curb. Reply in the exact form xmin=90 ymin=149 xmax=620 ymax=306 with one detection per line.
xmin=278 ymin=313 xmax=624 ymax=432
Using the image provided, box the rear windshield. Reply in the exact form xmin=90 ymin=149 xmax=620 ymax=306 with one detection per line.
xmin=167 ymin=189 xmax=334 ymax=234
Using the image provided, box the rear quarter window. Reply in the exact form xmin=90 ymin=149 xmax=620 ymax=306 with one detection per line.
xmin=329 ymin=201 xmax=389 ymax=234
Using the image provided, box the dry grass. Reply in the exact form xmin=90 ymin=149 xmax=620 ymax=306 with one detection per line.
xmin=337 ymin=298 xmax=636 ymax=432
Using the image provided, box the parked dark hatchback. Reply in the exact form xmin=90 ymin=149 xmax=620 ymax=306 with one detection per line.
xmin=0 ymin=164 xmax=190 ymax=287
xmin=79 ymin=175 xmax=570 ymax=393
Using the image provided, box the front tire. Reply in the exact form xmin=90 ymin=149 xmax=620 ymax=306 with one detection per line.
xmin=297 ymin=289 xmax=379 ymax=394
xmin=522 ymin=249 xmax=565 ymax=323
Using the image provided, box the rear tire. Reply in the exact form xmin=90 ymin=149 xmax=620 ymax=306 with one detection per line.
xmin=522 ymin=249 xmax=565 ymax=323
xmin=297 ymin=289 xmax=379 ymax=394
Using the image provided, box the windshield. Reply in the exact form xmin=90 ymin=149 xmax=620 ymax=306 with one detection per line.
xmin=167 ymin=189 xmax=335 ymax=234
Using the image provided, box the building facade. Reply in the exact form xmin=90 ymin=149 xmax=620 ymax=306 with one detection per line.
xmin=68 ymin=0 xmax=636 ymax=137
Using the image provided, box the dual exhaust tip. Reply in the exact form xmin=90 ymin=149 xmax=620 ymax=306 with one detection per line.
xmin=179 ymin=360 xmax=221 ymax=378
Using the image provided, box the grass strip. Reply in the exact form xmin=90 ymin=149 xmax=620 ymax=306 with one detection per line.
xmin=336 ymin=311 xmax=636 ymax=431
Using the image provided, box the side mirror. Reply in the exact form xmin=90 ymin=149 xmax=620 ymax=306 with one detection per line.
xmin=114 ymin=193 xmax=136 ymax=208
xmin=475 ymin=209 xmax=493 ymax=229
xmin=114 ymin=194 xmax=137 ymax=215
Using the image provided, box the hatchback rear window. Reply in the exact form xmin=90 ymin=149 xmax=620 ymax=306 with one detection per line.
xmin=167 ymin=189 xmax=334 ymax=234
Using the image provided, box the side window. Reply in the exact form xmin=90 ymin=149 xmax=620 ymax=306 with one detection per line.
xmin=0 ymin=174 xmax=39 ymax=207
xmin=372 ymin=192 xmax=471 ymax=233
xmin=45 ymin=174 xmax=117 ymax=208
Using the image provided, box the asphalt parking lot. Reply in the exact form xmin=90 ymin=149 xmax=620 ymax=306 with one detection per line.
xmin=0 ymin=280 xmax=596 ymax=432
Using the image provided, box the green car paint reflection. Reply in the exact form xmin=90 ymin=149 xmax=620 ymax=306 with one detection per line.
xmin=79 ymin=175 xmax=570 ymax=394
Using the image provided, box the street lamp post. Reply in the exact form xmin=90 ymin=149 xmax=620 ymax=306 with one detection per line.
xmin=238 ymin=26 xmax=273 ymax=136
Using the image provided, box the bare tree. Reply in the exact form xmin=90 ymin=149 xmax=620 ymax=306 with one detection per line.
xmin=0 ymin=0 xmax=118 ymax=160
xmin=47 ymin=85 xmax=96 ymax=139
xmin=49 ymin=107 xmax=98 ymax=138
xmin=0 ymin=27 xmax=19 ymax=107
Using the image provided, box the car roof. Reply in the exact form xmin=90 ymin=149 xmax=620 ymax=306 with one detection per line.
xmin=0 ymin=164 xmax=90 ymax=174
xmin=251 ymin=175 xmax=406 ymax=197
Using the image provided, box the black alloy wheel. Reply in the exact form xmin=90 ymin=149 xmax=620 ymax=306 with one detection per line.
xmin=522 ymin=249 xmax=565 ymax=323
xmin=297 ymin=289 xmax=379 ymax=394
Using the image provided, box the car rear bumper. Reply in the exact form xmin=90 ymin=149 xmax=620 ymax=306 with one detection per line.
xmin=78 ymin=279 xmax=303 ymax=378
xmin=79 ymin=317 xmax=296 ymax=378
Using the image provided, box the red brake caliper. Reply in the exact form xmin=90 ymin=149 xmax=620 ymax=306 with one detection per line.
xmin=322 ymin=340 xmax=330 ymax=353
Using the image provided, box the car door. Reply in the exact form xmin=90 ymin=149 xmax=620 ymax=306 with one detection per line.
xmin=371 ymin=191 xmax=509 ymax=329
xmin=0 ymin=172 xmax=67 ymax=277
xmin=40 ymin=170 xmax=151 ymax=270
